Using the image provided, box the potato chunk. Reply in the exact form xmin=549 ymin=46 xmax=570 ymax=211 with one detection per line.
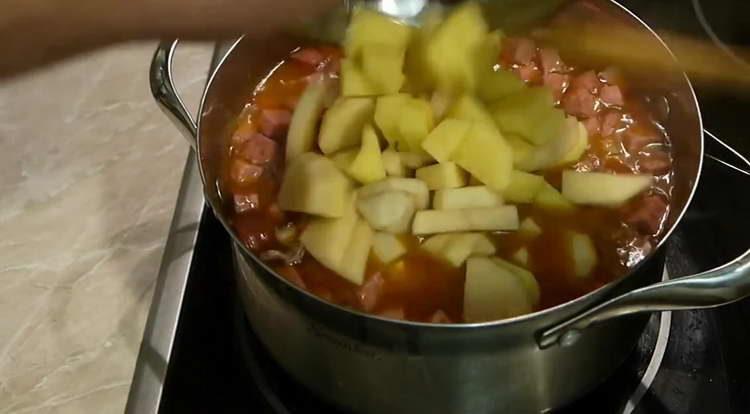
xmin=375 ymin=94 xmax=410 ymax=144
xmin=446 ymin=95 xmax=495 ymax=125
xmin=357 ymin=191 xmax=416 ymax=234
xmin=416 ymin=162 xmax=468 ymax=190
xmin=534 ymin=182 xmax=575 ymax=213
xmin=278 ymin=153 xmax=353 ymax=217
xmin=372 ymin=232 xmax=407 ymax=264
xmin=518 ymin=217 xmax=542 ymax=238
xmin=421 ymin=233 xmax=496 ymax=267
xmin=453 ymin=121 xmax=513 ymax=192
xmin=397 ymin=97 xmax=434 ymax=153
xmin=433 ymin=186 xmax=503 ymax=209
xmin=421 ymin=118 xmax=471 ymax=163
xmin=338 ymin=220 xmax=374 ymax=285
xmin=492 ymin=88 xmax=565 ymax=145
xmin=361 ymin=44 xmax=406 ymax=94
xmin=300 ymin=198 xmax=358 ymax=276
xmin=341 ymin=59 xmax=377 ymax=97
xmin=319 ymin=97 xmax=375 ymax=154
xmin=382 ymin=149 xmax=406 ymax=177
xmin=503 ymin=171 xmax=545 ymax=203
xmin=347 ymin=124 xmax=386 ymax=184
xmin=286 ymin=77 xmax=334 ymax=160
xmin=464 ymin=257 xmax=534 ymax=322
xmin=412 ymin=206 xmax=519 ymax=234
xmin=425 ymin=2 xmax=488 ymax=93
xmin=561 ymin=171 xmax=653 ymax=206
xmin=359 ymin=178 xmax=430 ymax=210
xmin=566 ymin=231 xmax=598 ymax=278
xmin=345 ymin=8 xmax=412 ymax=58
xmin=491 ymin=257 xmax=540 ymax=307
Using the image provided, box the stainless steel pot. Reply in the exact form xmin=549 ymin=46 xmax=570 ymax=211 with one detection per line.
xmin=150 ymin=1 xmax=750 ymax=412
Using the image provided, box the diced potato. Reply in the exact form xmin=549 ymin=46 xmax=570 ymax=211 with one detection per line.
xmin=359 ymin=178 xmax=430 ymax=210
xmin=491 ymin=257 xmax=540 ymax=306
xmin=516 ymin=117 xmax=583 ymax=172
xmin=421 ymin=118 xmax=471 ymax=163
xmin=398 ymin=151 xmax=434 ymax=169
xmin=566 ymin=231 xmax=597 ymax=278
xmin=492 ymin=88 xmax=565 ymax=145
xmin=338 ymin=220 xmax=374 ymax=285
xmin=518 ymin=217 xmax=542 ymax=238
xmin=403 ymin=7 xmax=444 ymax=93
xmin=412 ymin=206 xmax=519 ymax=234
xmin=534 ymin=182 xmax=575 ymax=212
xmin=345 ymin=8 xmax=413 ymax=58
xmin=474 ymin=29 xmax=504 ymax=74
xmin=279 ymin=153 xmax=353 ymax=217
xmin=503 ymin=171 xmax=546 ymax=203
xmin=464 ymin=256 xmax=534 ymax=322
xmin=478 ymin=68 xmax=525 ymax=103
xmin=330 ymin=148 xmax=358 ymax=172
xmin=453 ymin=121 xmax=513 ymax=192
xmin=433 ymin=186 xmax=503 ymax=209
xmin=347 ymin=124 xmax=386 ymax=184
xmin=558 ymin=121 xmax=589 ymax=165
xmin=300 ymin=199 xmax=358 ymax=276
xmin=446 ymin=95 xmax=495 ymax=125
xmin=372 ymin=232 xmax=407 ymax=264
xmin=425 ymin=2 xmax=488 ymax=93
xmin=357 ymin=191 xmax=416 ymax=234
xmin=375 ymin=94 xmax=410 ymax=144
xmin=382 ymin=149 xmax=406 ymax=177
xmin=512 ymin=247 xmax=530 ymax=267
xmin=422 ymin=232 xmax=496 ymax=267
xmin=286 ymin=77 xmax=334 ymax=160
xmin=341 ymin=59 xmax=377 ymax=97
xmin=416 ymin=162 xmax=468 ymax=190
xmin=473 ymin=233 xmax=496 ymax=255
xmin=561 ymin=171 xmax=653 ymax=206
xmin=361 ymin=45 xmax=406 ymax=94
xmin=506 ymin=134 xmax=535 ymax=169
xmin=319 ymin=97 xmax=375 ymax=154
xmin=397 ymin=98 xmax=434 ymax=152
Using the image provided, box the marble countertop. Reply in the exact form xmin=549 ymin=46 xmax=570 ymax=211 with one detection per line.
xmin=0 ymin=42 xmax=213 ymax=413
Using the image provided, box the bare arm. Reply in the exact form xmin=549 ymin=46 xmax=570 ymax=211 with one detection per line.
xmin=0 ymin=0 xmax=336 ymax=78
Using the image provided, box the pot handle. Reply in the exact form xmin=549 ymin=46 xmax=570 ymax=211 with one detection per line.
xmin=150 ymin=39 xmax=198 ymax=150
xmin=538 ymin=249 xmax=750 ymax=348
xmin=539 ymin=129 xmax=750 ymax=349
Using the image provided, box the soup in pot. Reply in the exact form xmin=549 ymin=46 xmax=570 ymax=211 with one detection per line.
xmin=221 ymin=2 xmax=674 ymax=323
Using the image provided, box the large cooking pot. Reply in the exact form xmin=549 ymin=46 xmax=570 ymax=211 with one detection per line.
xmin=150 ymin=1 xmax=750 ymax=412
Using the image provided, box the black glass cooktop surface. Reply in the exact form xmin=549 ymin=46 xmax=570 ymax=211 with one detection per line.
xmin=155 ymin=0 xmax=750 ymax=412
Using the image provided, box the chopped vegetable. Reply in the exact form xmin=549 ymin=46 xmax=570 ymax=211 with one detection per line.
xmin=358 ymin=178 xmax=430 ymax=210
xmin=397 ymin=97 xmax=435 ymax=153
xmin=319 ymin=97 xmax=375 ymax=154
xmin=412 ymin=206 xmax=519 ymax=234
xmin=512 ymin=247 xmax=529 ymax=267
xmin=492 ymin=87 xmax=565 ymax=145
xmin=375 ymin=94 xmax=411 ymax=144
xmin=372 ymin=233 xmax=407 ymax=263
xmin=446 ymin=95 xmax=495 ymax=125
xmin=453 ymin=121 xmax=514 ymax=192
xmin=433 ymin=186 xmax=504 ymax=210
xmin=341 ymin=59 xmax=377 ymax=96
xmin=421 ymin=118 xmax=472 ymax=163
xmin=338 ymin=220 xmax=374 ymax=284
xmin=398 ymin=151 xmax=434 ymax=169
xmin=491 ymin=257 xmax=540 ymax=306
xmin=278 ymin=153 xmax=353 ymax=217
xmin=421 ymin=233 xmax=496 ymax=267
xmin=415 ymin=162 xmax=468 ymax=190
xmin=361 ymin=44 xmax=406 ymax=94
xmin=534 ymin=182 xmax=575 ymax=212
xmin=382 ymin=149 xmax=406 ymax=177
xmin=345 ymin=8 xmax=413 ymax=58
xmin=503 ymin=170 xmax=545 ymax=203
xmin=566 ymin=231 xmax=597 ymax=278
xmin=330 ymin=148 xmax=359 ymax=172
xmin=357 ymin=191 xmax=416 ymax=234
xmin=518 ymin=217 xmax=542 ymax=238
xmin=561 ymin=171 xmax=653 ymax=206
xmin=347 ymin=124 xmax=386 ymax=184
xmin=464 ymin=257 xmax=534 ymax=322
xmin=300 ymin=199 xmax=358 ymax=276
xmin=286 ymin=77 xmax=334 ymax=160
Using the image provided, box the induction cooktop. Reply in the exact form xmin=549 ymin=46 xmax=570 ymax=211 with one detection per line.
xmin=126 ymin=1 xmax=750 ymax=413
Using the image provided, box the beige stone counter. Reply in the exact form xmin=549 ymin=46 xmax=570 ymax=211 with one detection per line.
xmin=0 ymin=42 xmax=213 ymax=413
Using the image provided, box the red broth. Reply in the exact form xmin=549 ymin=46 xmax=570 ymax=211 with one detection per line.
xmin=221 ymin=36 xmax=673 ymax=323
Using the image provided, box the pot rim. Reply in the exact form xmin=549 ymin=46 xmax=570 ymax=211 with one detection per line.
xmin=195 ymin=0 xmax=704 ymax=329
